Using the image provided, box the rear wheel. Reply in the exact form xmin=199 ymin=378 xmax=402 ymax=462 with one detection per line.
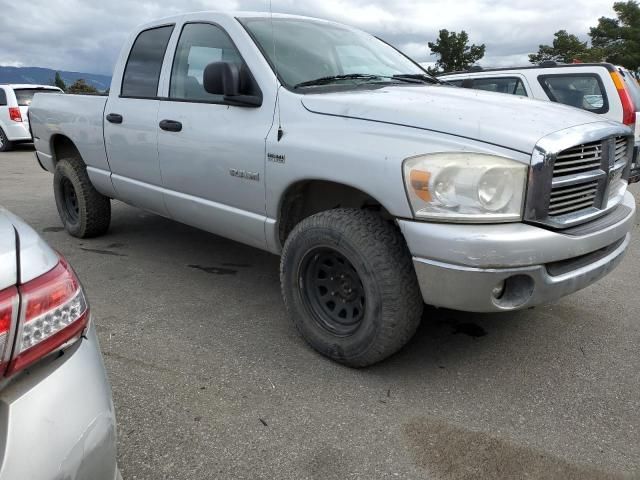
xmin=53 ymin=157 xmax=111 ymax=238
xmin=280 ymin=209 xmax=423 ymax=367
xmin=0 ymin=128 xmax=12 ymax=152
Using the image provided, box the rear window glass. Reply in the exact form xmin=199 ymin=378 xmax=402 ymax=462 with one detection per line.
xmin=470 ymin=77 xmax=527 ymax=96
xmin=538 ymin=74 xmax=608 ymax=114
xmin=13 ymin=88 xmax=60 ymax=106
xmin=121 ymin=25 xmax=174 ymax=98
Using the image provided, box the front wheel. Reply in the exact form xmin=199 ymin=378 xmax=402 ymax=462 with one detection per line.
xmin=53 ymin=157 xmax=111 ymax=238
xmin=280 ymin=209 xmax=423 ymax=367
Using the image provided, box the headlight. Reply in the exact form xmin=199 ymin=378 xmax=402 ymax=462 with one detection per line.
xmin=403 ymin=153 xmax=527 ymax=222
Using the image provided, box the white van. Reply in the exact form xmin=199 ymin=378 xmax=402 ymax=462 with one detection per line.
xmin=0 ymin=84 xmax=62 ymax=151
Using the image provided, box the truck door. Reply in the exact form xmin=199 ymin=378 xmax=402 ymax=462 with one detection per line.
xmin=104 ymin=24 xmax=175 ymax=216
xmin=156 ymin=22 xmax=273 ymax=250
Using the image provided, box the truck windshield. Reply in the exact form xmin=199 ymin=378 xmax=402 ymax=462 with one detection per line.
xmin=240 ymin=17 xmax=430 ymax=90
xmin=14 ymin=88 xmax=61 ymax=106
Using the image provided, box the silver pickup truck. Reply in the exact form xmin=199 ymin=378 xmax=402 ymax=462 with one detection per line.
xmin=30 ymin=12 xmax=636 ymax=366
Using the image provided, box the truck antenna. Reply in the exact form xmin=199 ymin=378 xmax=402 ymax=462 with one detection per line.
xmin=269 ymin=0 xmax=284 ymax=141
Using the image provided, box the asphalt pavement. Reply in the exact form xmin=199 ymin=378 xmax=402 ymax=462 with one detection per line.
xmin=1 ymin=146 xmax=639 ymax=479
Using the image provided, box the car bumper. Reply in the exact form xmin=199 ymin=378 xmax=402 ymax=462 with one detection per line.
xmin=0 ymin=321 xmax=119 ymax=480
xmin=399 ymin=191 xmax=636 ymax=312
xmin=2 ymin=121 xmax=31 ymax=142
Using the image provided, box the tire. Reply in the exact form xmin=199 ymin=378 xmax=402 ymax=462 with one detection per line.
xmin=53 ymin=156 xmax=111 ymax=238
xmin=0 ymin=128 xmax=13 ymax=152
xmin=280 ymin=209 xmax=423 ymax=367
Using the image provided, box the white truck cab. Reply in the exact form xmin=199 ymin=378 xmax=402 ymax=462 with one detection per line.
xmin=0 ymin=84 xmax=62 ymax=151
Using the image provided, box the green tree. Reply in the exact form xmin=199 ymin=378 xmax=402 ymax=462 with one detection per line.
xmin=528 ymin=30 xmax=593 ymax=64
xmin=54 ymin=72 xmax=66 ymax=92
xmin=427 ymin=29 xmax=486 ymax=73
xmin=67 ymin=79 xmax=99 ymax=95
xmin=590 ymin=1 xmax=640 ymax=70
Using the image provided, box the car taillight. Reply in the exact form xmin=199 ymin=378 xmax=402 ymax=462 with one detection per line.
xmin=610 ymin=71 xmax=636 ymax=126
xmin=0 ymin=287 xmax=18 ymax=374
xmin=5 ymin=258 xmax=89 ymax=376
xmin=8 ymin=107 xmax=22 ymax=122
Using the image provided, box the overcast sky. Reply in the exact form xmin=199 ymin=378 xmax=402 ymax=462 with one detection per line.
xmin=1 ymin=0 xmax=616 ymax=75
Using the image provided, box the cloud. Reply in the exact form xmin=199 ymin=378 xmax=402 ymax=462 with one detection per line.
xmin=0 ymin=0 xmax=616 ymax=75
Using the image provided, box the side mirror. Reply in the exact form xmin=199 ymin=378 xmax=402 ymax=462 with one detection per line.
xmin=203 ymin=62 xmax=262 ymax=107
xmin=203 ymin=61 xmax=240 ymax=96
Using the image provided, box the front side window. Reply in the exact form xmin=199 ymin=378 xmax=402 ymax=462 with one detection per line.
xmin=240 ymin=17 xmax=428 ymax=90
xmin=169 ymin=23 xmax=243 ymax=101
xmin=538 ymin=74 xmax=608 ymax=113
xmin=470 ymin=77 xmax=528 ymax=96
xmin=121 ymin=25 xmax=174 ymax=98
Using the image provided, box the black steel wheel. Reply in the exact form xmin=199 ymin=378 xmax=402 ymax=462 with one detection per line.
xmin=300 ymin=247 xmax=366 ymax=336
xmin=60 ymin=177 xmax=80 ymax=225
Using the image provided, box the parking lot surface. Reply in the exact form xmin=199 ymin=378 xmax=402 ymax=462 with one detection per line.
xmin=1 ymin=146 xmax=639 ymax=479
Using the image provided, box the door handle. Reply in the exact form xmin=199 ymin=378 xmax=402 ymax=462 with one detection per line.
xmin=106 ymin=113 xmax=123 ymax=124
xmin=159 ymin=119 xmax=182 ymax=132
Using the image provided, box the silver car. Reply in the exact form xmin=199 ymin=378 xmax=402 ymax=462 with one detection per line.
xmin=0 ymin=207 xmax=120 ymax=479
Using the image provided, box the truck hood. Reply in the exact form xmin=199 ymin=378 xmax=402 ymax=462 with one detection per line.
xmin=301 ymin=85 xmax=605 ymax=154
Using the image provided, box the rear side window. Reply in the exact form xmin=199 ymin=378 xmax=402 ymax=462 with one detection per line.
xmin=13 ymin=89 xmax=60 ymax=106
xmin=470 ymin=77 xmax=527 ymax=96
xmin=169 ymin=23 xmax=244 ymax=102
xmin=121 ymin=25 xmax=174 ymax=98
xmin=0 ymin=89 xmax=6 ymax=106
xmin=538 ymin=74 xmax=608 ymax=114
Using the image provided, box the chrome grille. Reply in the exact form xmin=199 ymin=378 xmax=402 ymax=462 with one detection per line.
xmin=547 ymin=140 xmax=604 ymax=217
xmin=552 ymin=141 xmax=602 ymax=176
xmin=614 ymin=136 xmax=628 ymax=164
xmin=548 ymin=181 xmax=599 ymax=216
xmin=524 ymin=126 xmax=632 ymax=229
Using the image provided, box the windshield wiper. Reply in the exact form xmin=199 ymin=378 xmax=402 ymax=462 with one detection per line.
xmin=294 ymin=74 xmax=384 ymax=89
xmin=392 ymin=74 xmax=440 ymax=84
xmin=293 ymin=73 xmax=439 ymax=89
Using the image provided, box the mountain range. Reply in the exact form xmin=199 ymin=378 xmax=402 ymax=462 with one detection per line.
xmin=0 ymin=66 xmax=111 ymax=91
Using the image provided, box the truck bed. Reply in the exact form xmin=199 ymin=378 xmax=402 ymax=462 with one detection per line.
xmin=30 ymin=94 xmax=110 ymax=175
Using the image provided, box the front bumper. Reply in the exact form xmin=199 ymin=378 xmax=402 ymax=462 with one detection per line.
xmin=399 ymin=191 xmax=636 ymax=312
xmin=0 ymin=321 xmax=119 ymax=480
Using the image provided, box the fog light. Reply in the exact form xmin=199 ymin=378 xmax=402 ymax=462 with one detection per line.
xmin=492 ymin=281 xmax=505 ymax=299
xmin=492 ymin=274 xmax=535 ymax=309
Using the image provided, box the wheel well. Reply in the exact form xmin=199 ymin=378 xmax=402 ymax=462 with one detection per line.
xmin=51 ymin=135 xmax=81 ymax=165
xmin=278 ymin=180 xmax=391 ymax=246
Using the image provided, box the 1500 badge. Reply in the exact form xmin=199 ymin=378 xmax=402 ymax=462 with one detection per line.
xmin=229 ymin=169 xmax=260 ymax=181
xmin=267 ymin=153 xmax=285 ymax=163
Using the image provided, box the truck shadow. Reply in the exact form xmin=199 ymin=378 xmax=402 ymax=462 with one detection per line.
xmin=98 ymin=203 xmax=560 ymax=373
